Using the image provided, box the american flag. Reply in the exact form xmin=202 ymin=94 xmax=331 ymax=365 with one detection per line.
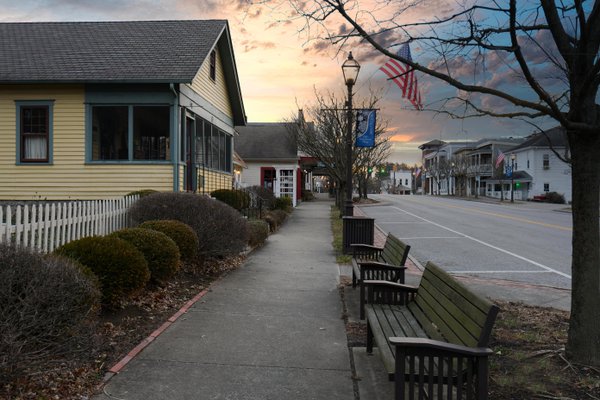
xmin=380 ymin=43 xmax=423 ymax=110
xmin=495 ymin=151 xmax=506 ymax=168
xmin=414 ymin=167 xmax=421 ymax=177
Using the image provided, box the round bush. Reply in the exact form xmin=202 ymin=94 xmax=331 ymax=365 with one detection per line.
xmin=139 ymin=219 xmax=199 ymax=262
xmin=129 ymin=192 xmax=248 ymax=258
xmin=110 ymin=228 xmax=181 ymax=283
xmin=126 ymin=189 xmax=159 ymax=198
xmin=247 ymin=185 xmax=276 ymax=209
xmin=272 ymin=196 xmax=293 ymax=212
xmin=0 ymin=243 xmax=100 ymax=384
xmin=55 ymin=236 xmax=150 ymax=308
xmin=247 ymin=219 xmax=269 ymax=247
xmin=211 ymin=189 xmax=251 ymax=211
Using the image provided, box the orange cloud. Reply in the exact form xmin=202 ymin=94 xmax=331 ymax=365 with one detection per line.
xmin=390 ymin=134 xmax=414 ymax=142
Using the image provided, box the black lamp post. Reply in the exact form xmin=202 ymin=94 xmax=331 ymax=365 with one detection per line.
xmin=341 ymin=52 xmax=360 ymax=216
xmin=510 ymin=153 xmax=516 ymax=203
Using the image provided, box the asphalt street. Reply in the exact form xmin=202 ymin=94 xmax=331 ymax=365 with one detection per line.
xmin=360 ymin=194 xmax=572 ymax=289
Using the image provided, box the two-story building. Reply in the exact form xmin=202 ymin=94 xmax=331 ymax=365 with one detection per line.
xmin=485 ymin=127 xmax=571 ymax=202
xmin=0 ymin=20 xmax=246 ymax=200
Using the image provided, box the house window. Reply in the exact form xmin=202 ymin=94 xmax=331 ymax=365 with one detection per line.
xmin=91 ymin=105 xmax=170 ymax=161
xmin=209 ymin=50 xmax=217 ymax=81
xmin=17 ymin=102 xmax=52 ymax=163
xmin=262 ymin=168 xmax=276 ymax=191
xmin=543 ymin=154 xmax=550 ymax=170
xmin=527 ymin=159 xmax=530 ymax=169
xmin=133 ymin=106 xmax=170 ymax=160
xmin=544 ymin=183 xmax=550 ymax=192
xmin=193 ymin=116 xmax=232 ymax=173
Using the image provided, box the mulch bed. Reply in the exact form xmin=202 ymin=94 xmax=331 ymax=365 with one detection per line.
xmin=1 ymin=256 xmax=245 ymax=400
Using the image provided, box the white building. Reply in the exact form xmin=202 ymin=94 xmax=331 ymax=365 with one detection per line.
xmin=234 ymin=122 xmax=301 ymax=206
xmin=485 ymin=127 xmax=571 ymax=202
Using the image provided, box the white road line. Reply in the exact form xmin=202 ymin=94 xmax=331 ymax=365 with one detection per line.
xmin=391 ymin=206 xmax=572 ymax=280
xmin=397 ymin=236 xmax=464 ymax=240
xmin=452 ymin=270 xmax=553 ymax=274
xmin=378 ymin=221 xmax=430 ymax=224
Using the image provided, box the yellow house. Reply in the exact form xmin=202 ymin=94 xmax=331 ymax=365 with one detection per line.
xmin=0 ymin=20 xmax=246 ymax=200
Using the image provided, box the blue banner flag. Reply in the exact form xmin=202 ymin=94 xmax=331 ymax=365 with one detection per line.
xmin=355 ymin=109 xmax=376 ymax=147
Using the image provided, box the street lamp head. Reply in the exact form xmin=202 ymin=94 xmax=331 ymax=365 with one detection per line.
xmin=511 ymin=153 xmax=516 ymax=160
xmin=342 ymin=52 xmax=360 ymax=86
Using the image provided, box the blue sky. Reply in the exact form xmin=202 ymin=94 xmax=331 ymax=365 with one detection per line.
xmin=1 ymin=0 xmax=562 ymax=165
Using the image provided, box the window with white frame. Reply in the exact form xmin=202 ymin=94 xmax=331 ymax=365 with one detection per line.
xmin=543 ymin=154 xmax=550 ymax=170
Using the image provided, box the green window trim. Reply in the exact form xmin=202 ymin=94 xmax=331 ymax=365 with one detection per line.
xmin=15 ymin=100 xmax=54 ymax=165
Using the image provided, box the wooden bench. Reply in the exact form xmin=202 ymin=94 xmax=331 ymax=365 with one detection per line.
xmin=351 ymin=233 xmax=410 ymax=319
xmin=364 ymin=261 xmax=499 ymax=400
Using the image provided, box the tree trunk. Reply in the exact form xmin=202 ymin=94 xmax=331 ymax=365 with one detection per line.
xmin=567 ymin=129 xmax=600 ymax=366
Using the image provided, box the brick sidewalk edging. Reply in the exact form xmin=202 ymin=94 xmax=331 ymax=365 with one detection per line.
xmin=102 ymin=277 xmax=224 ymax=382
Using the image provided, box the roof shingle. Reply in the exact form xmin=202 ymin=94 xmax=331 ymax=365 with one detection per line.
xmin=0 ymin=20 xmax=226 ymax=83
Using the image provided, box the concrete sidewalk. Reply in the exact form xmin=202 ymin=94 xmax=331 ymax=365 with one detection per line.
xmin=94 ymin=200 xmax=354 ymax=400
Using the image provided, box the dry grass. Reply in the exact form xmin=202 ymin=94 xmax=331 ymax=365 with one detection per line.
xmin=489 ymin=301 xmax=600 ymax=399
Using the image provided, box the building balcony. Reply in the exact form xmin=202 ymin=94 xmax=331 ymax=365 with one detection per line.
xmin=467 ymin=164 xmax=493 ymax=176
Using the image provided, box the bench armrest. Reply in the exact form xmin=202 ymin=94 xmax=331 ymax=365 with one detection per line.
xmin=364 ymin=280 xmax=418 ymax=292
xmin=389 ymin=337 xmax=494 ymax=357
xmin=351 ymin=244 xmax=383 ymax=260
xmin=359 ymin=263 xmax=407 ymax=285
xmin=357 ymin=261 xmax=407 ymax=270
xmin=365 ymin=280 xmax=418 ymax=306
xmin=350 ymin=243 xmax=383 ymax=251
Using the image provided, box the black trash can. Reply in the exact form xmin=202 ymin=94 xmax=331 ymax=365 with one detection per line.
xmin=342 ymin=216 xmax=375 ymax=254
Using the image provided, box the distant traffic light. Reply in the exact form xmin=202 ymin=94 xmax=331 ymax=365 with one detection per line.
xmin=368 ymin=167 xmax=373 ymax=173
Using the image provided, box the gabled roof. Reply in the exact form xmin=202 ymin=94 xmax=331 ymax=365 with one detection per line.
xmin=0 ymin=20 xmax=246 ymax=125
xmin=509 ymin=126 xmax=568 ymax=152
xmin=418 ymin=139 xmax=446 ymax=150
xmin=0 ymin=20 xmax=225 ymax=83
xmin=235 ymin=123 xmax=298 ymax=161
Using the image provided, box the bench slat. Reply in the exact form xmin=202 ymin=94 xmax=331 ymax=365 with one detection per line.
xmin=426 ymin=262 xmax=496 ymax=316
xmin=417 ymin=262 xmax=497 ymax=346
xmin=415 ymin=282 xmax=480 ymax=347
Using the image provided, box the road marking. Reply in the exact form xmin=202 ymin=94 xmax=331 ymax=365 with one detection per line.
xmin=452 ymin=270 xmax=553 ymax=274
xmin=388 ymin=196 xmax=572 ymax=231
xmin=391 ymin=206 xmax=572 ymax=280
xmin=397 ymin=236 xmax=464 ymax=240
xmin=378 ymin=221 xmax=430 ymax=224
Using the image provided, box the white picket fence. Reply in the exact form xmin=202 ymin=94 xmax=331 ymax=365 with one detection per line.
xmin=0 ymin=195 xmax=139 ymax=253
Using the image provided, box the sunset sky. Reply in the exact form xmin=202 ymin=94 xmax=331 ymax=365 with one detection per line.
xmin=0 ymin=0 xmax=557 ymax=165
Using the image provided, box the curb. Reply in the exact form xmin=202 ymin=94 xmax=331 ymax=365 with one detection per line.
xmin=101 ymin=280 xmax=220 ymax=383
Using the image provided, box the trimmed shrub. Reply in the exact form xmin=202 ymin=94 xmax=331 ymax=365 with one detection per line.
xmin=262 ymin=209 xmax=288 ymax=231
xmin=211 ymin=189 xmax=251 ymax=211
xmin=0 ymin=243 xmax=100 ymax=384
xmin=139 ymin=219 xmax=199 ymax=262
xmin=247 ymin=185 xmax=276 ymax=209
xmin=55 ymin=236 xmax=150 ymax=307
xmin=544 ymin=191 xmax=566 ymax=204
xmin=129 ymin=192 xmax=248 ymax=258
xmin=302 ymin=190 xmax=315 ymax=201
xmin=110 ymin=228 xmax=180 ymax=283
xmin=126 ymin=189 xmax=159 ymax=198
xmin=247 ymin=219 xmax=270 ymax=247
xmin=272 ymin=196 xmax=293 ymax=212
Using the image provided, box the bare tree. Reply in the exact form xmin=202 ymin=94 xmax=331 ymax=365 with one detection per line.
xmin=290 ymin=0 xmax=600 ymax=365
xmin=451 ymin=155 xmax=469 ymax=197
xmin=288 ymin=89 xmax=390 ymax=208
